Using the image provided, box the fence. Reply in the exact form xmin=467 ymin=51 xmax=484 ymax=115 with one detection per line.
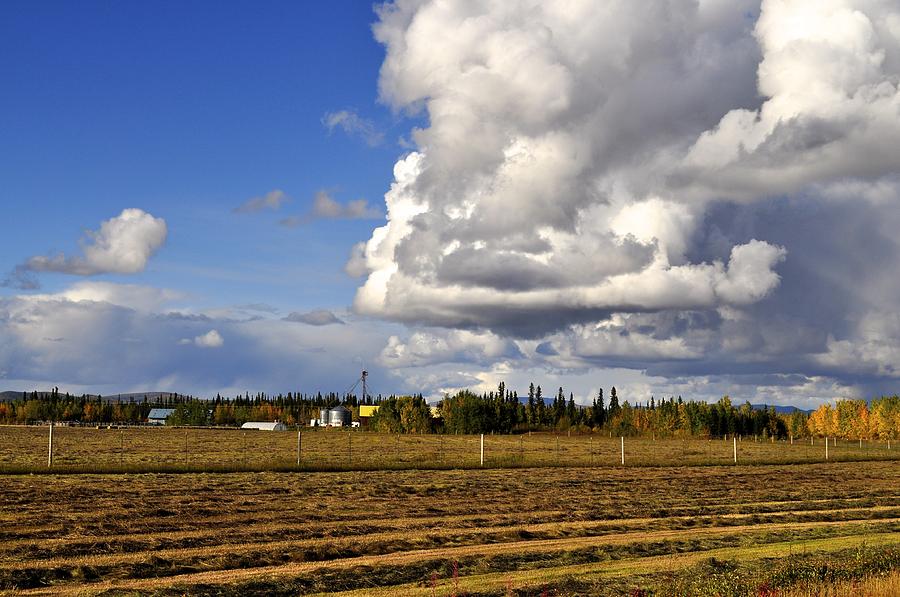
xmin=0 ymin=425 xmax=897 ymax=473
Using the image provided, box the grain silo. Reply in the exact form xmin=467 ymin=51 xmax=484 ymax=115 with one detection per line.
xmin=319 ymin=408 xmax=330 ymax=425
xmin=328 ymin=405 xmax=352 ymax=427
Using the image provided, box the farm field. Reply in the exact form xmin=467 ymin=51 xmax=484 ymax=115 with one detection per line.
xmin=1 ymin=461 xmax=900 ymax=595
xmin=1 ymin=425 xmax=897 ymax=472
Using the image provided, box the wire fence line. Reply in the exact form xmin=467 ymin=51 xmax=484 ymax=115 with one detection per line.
xmin=1 ymin=425 xmax=898 ymax=473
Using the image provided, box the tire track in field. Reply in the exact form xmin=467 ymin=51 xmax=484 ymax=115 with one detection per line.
xmin=320 ymin=532 xmax=900 ymax=597
xmin=6 ymin=493 xmax=899 ymax=544
xmin=3 ymin=504 xmax=900 ymax=564
xmin=13 ymin=518 xmax=900 ymax=594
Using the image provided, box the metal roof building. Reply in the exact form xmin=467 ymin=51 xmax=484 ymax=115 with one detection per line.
xmin=147 ymin=408 xmax=175 ymax=425
xmin=240 ymin=421 xmax=288 ymax=431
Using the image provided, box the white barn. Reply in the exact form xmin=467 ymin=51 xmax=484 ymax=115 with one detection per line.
xmin=240 ymin=421 xmax=288 ymax=431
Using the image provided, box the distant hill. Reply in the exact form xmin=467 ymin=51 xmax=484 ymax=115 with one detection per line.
xmin=0 ymin=391 xmax=181 ymax=403
xmin=751 ymin=403 xmax=813 ymax=415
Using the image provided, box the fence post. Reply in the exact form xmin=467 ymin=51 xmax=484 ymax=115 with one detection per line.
xmin=590 ymin=435 xmax=593 ymax=466
xmin=348 ymin=431 xmax=352 ymax=465
xmin=620 ymin=436 xmax=625 ymax=466
xmin=480 ymin=433 xmax=484 ymax=466
xmin=733 ymin=436 xmax=737 ymax=464
xmin=297 ymin=430 xmax=302 ymax=466
xmin=825 ymin=436 xmax=829 ymax=461
xmin=47 ymin=423 xmax=54 ymax=468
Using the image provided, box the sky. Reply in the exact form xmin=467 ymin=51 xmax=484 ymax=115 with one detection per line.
xmin=2 ymin=0 xmax=900 ymax=408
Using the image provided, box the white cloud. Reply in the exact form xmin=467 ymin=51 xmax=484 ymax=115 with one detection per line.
xmin=353 ymin=2 xmax=792 ymax=336
xmin=335 ymin=0 xmax=900 ymax=404
xmin=22 ymin=208 xmax=167 ymax=277
xmin=191 ymin=330 xmax=224 ymax=348
xmin=379 ymin=329 xmax=521 ymax=368
xmin=48 ymin=281 xmax=181 ymax=311
xmin=322 ymin=109 xmax=384 ymax=146
xmin=233 ymin=189 xmax=289 ymax=214
xmin=681 ymin=0 xmax=900 ymax=199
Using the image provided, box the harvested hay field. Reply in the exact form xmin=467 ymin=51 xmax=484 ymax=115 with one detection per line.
xmin=1 ymin=426 xmax=897 ymax=473
xmin=2 ymin=462 xmax=900 ymax=595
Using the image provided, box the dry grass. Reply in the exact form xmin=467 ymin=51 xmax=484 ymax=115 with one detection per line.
xmin=1 ymin=425 xmax=897 ymax=473
xmin=776 ymin=569 xmax=900 ymax=596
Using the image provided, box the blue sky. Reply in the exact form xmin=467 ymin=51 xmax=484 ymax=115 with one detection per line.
xmin=2 ymin=1 xmax=900 ymax=408
xmin=1 ymin=1 xmax=397 ymax=309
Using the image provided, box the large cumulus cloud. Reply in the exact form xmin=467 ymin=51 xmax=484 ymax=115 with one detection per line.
xmin=354 ymin=0 xmax=788 ymax=332
xmin=352 ymin=0 xmax=900 ymax=402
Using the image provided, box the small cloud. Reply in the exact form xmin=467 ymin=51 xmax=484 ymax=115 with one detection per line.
xmin=280 ymin=191 xmax=383 ymax=227
xmin=233 ymin=189 xmax=289 ymax=214
xmin=185 ymin=329 xmax=224 ymax=348
xmin=4 ymin=209 xmax=167 ymax=288
xmin=284 ymin=309 xmax=345 ymax=326
xmin=322 ymin=109 xmax=384 ymax=146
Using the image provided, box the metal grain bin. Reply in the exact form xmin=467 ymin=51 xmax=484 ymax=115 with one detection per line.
xmin=328 ymin=406 xmax=352 ymax=427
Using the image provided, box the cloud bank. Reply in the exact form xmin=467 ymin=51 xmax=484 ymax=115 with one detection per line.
xmin=0 ymin=283 xmax=393 ymax=396
xmin=348 ymin=0 xmax=900 ymax=402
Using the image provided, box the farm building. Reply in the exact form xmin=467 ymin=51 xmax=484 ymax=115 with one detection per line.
xmin=147 ymin=408 xmax=175 ymax=426
xmin=309 ymin=406 xmax=354 ymax=427
xmin=327 ymin=405 xmax=351 ymax=427
xmin=359 ymin=405 xmax=379 ymax=418
xmin=358 ymin=404 xmax=379 ymax=428
xmin=240 ymin=421 xmax=288 ymax=431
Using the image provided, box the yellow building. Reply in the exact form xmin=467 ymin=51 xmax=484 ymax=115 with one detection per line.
xmin=359 ymin=405 xmax=379 ymax=418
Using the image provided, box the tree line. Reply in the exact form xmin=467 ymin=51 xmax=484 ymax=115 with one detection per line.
xmin=2 ymin=385 xmax=899 ymax=440
xmin=362 ymin=383 xmax=900 ymax=440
